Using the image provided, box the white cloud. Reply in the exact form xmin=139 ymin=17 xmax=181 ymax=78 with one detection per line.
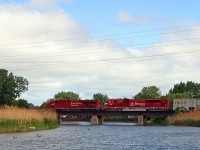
xmin=117 ymin=10 xmax=149 ymax=24
xmin=29 ymin=0 xmax=72 ymax=9
xmin=0 ymin=2 xmax=200 ymax=105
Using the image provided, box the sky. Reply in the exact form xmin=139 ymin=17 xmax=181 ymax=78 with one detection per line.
xmin=0 ymin=0 xmax=200 ymax=106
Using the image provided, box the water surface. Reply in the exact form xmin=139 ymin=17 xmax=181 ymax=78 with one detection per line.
xmin=0 ymin=122 xmax=200 ymax=150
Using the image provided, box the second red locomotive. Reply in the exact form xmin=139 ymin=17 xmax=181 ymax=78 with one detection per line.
xmin=103 ymin=98 xmax=170 ymax=111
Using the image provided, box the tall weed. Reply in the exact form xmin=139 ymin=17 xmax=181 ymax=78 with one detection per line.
xmin=0 ymin=106 xmax=58 ymax=133
xmin=167 ymin=109 xmax=200 ymax=126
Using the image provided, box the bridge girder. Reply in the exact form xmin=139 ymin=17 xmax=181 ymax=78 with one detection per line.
xmin=56 ymin=109 xmax=174 ymax=117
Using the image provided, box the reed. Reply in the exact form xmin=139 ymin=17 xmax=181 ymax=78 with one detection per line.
xmin=0 ymin=106 xmax=58 ymax=133
xmin=167 ymin=109 xmax=200 ymax=127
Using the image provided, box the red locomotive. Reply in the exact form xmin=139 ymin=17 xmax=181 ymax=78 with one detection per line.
xmin=103 ymin=98 xmax=170 ymax=111
xmin=46 ymin=98 xmax=170 ymax=111
xmin=46 ymin=99 xmax=101 ymax=109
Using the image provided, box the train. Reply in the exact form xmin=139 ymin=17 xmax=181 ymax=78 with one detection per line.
xmin=104 ymin=98 xmax=169 ymax=111
xmin=46 ymin=98 xmax=170 ymax=111
xmin=173 ymin=99 xmax=200 ymax=111
xmin=46 ymin=99 xmax=101 ymax=109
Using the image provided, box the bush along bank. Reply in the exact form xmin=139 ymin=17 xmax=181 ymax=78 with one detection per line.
xmin=147 ymin=116 xmax=167 ymax=126
xmin=167 ymin=109 xmax=200 ymax=127
xmin=0 ymin=106 xmax=58 ymax=133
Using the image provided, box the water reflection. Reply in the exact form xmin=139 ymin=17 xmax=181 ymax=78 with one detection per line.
xmin=62 ymin=121 xmax=137 ymax=126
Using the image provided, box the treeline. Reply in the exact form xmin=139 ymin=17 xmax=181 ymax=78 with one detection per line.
xmin=41 ymin=81 xmax=200 ymax=109
xmin=1 ymin=68 xmax=200 ymax=109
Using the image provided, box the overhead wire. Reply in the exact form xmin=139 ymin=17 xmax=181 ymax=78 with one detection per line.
xmin=0 ymin=14 xmax=199 ymax=38
xmin=88 ymin=14 xmax=200 ymax=28
xmin=0 ymin=24 xmax=197 ymax=60
xmin=1 ymin=39 xmax=200 ymax=62
xmin=4 ymin=48 xmax=200 ymax=71
xmin=0 ymin=14 xmax=200 ymax=71
xmin=0 ymin=23 xmax=200 ymax=47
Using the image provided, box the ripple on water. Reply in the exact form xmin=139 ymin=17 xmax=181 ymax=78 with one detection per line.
xmin=0 ymin=124 xmax=200 ymax=150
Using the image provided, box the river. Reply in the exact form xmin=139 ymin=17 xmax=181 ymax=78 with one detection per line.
xmin=0 ymin=122 xmax=200 ymax=150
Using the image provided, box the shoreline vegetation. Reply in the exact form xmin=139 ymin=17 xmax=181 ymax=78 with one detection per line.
xmin=1 ymin=106 xmax=200 ymax=133
xmin=0 ymin=106 xmax=58 ymax=133
xmin=166 ymin=109 xmax=200 ymax=127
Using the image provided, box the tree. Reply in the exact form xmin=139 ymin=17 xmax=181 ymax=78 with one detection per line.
xmin=28 ymin=103 xmax=35 ymax=109
xmin=93 ymin=93 xmax=108 ymax=107
xmin=0 ymin=69 xmax=29 ymax=105
xmin=167 ymin=92 xmax=191 ymax=100
xmin=169 ymin=81 xmax=200 ymax=98
xmin=54 ymin=91 xmax=80 ymax=100
xmin=40 ymin=98 xmax=52 ymax=108
xmin=166 ymin=81 xmax=200 ymax=109
xmin=133 ymin=86 xmax=161 ymax=99
xmin=17 ymin=99 xmax=29 ymax=108
xmin=40 ymin=101 xmax=47 ymax=109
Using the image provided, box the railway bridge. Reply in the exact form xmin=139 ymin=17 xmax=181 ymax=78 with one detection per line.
xmin=56 ymin=109 xmax=174 ymax=125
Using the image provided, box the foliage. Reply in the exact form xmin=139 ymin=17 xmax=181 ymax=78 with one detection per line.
xmin=104 ymin=116 xmax=129 ymax=119
xmin=133 ymin=86 xmax=161 ymax=99
xmin=17 ymin=99 xmax=29 ymax=108
xmin=40 ymin=101 xmax=47 ymax=109
xmin=0 ymin=69 xmax=29 ymax=106
xmin=28 ymin=103 xmax=35 ymax=109
xmin=150 ymin=116 xmax=167 ymax=124
xmin=167 ymin=92 xmax=191 ymax=100
xmin=54 ymin=91 xmax=80 ymax=100
xmin=93 ymin=93 xmax=108 ymax=107
xmin=40 ymin=98 xmax=52 ymax=108
xmin=169 ymin=81 xmax=200 ymax=98
xmin=11 ymin=99 xmax=18 ymax=106
xmin=174 ymin=108 xmax=181 ymax=114
xmin=166 ymin=81 xmax=200 ymax=109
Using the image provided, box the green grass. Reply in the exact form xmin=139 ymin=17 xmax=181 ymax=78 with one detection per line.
xmin=0 ymin=118 xmax=58 ymax=133
xmin=0 ymin=106 xmax=59 ymax=133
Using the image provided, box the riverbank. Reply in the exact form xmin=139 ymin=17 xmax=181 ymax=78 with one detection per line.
xmin=0 ymin=106 xmax=58 ymax=133
xmin=166 ymin=109 xmax=200 ymax=127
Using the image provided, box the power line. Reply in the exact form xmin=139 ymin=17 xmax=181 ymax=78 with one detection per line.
xmin=0 ymin=15 xmax=199 ymax=70
xmin=4 ymin=48 xmax=200 ymax=71
xmin=1 ymin=14 xmax=199 ymax=38
xmin=0 ymin=26 xmax=199 ymax=60
xmin=1 ymin=36 xmax=200 ymax=61
xmin=0 ymin=23 xmax=199 ymax=47
xmin=89 ymin=14 xmax=200 ymax=28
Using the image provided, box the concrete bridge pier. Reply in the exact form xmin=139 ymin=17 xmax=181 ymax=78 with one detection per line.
xmin=91 ymin=115 xmax=103 ymax=125
xmin=57 ymin=113 xmax=62 ymax=124
xmin=137 ymin=115 xmax=147 ymax=126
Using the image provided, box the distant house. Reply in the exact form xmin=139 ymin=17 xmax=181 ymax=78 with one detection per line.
xmin=173 ymin=99 xmax=200 ymax=111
